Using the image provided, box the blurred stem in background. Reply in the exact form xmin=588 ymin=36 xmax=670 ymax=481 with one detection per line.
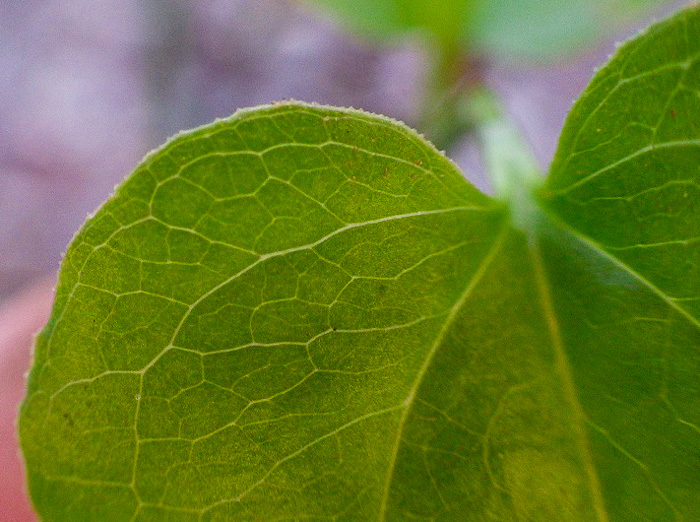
xmin=305 ymin=0 xmax=674 ymax=176
xmin=466 ymin=87 xmax=542 ymax=221
xmin=419 ymin=49 xmax=483 ymax=152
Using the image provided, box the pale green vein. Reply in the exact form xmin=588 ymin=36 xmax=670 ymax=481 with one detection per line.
xmin=141 ymin=206 xmax=485 ymax=375
xmin=482 ymin=379 xmax=539 ymax=494
xmin=542 ymin=208 xmax=700 ymax=331
xmin=559 ymin=50 xmax=698 ymax=171
xmin=126 ymin=206 xmax=489 ymax=506
xmin=377 ymin=223 xmax=509 ymax=521
xmin=585 ymin=420 xmax=680 ymax=518
xmin=529 ymin=237 xmax=610 ymax=522
xmin=201 ymin=404 xmax=405 ymax=516
xmin=550 ymin=139 xmax=700 ymax=196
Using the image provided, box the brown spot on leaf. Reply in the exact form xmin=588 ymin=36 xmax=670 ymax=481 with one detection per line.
xmin=62 ymin=412 xmax=74 ymax=428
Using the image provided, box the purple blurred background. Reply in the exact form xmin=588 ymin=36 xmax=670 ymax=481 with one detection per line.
xmin=0 ymin=0 xmax=683 ymax=302
xmin=1 ymin=0 xmax=423 ymax=301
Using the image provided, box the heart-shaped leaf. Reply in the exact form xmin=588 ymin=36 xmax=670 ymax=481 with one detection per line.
xmin=20 ymin=7 xmax=700 ymax=521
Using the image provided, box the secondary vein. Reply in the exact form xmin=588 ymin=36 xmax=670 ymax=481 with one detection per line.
xmin=543 ymin=209 xmax=700 ymax=332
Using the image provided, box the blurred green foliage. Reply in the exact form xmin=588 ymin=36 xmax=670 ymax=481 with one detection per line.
xmin=309 ymin=0 xmax=663 ymax=61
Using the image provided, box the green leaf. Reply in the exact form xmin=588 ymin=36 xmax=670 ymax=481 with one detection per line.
xmin=307 ymin=0 xmax=663 ymax=61
xmin=20 ymin=7 xmax=700 ymax=521
xmin=535 ymin=10 xmax=700 ymax=518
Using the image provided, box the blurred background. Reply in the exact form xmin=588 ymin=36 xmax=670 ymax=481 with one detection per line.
xmin=1 ymin=0 xmax=685 ymax=301
xmin=0 ymin=0 xmax=683 ymax=519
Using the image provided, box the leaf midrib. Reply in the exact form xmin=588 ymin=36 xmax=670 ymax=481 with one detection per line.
xmin=528 ymin=235 xmax=610 ymax=522
xmin=377 ymin=223 xmax=509 ymax=521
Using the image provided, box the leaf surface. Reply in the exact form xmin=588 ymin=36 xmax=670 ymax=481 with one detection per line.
xmin=537 ymin=9 xmax=700 ymax=519
xmin=20 ymin=7 xmax=700 ymax=521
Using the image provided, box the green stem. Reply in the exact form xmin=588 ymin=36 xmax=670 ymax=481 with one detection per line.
xmin=465 ymin=88 xmax=544 ymax=231
xmin=417 ymin=44 xmax=543 ymax=233
xmin=419 ymin=41 xmax=473 ymax=151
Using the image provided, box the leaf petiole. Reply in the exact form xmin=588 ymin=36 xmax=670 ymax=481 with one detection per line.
xmin=466 ymin=88 xmax=544 ymax=232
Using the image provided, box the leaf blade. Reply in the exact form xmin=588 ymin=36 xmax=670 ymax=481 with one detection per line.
xmin=540 ymin=6 xmax=700 ymax=519
xmin=19 ymin=9 xmax=700 ymax=520
xmin=543 ymin=7 xmax=700 ymax=301
xmin=23 ymin=102 xmax=531 ymax=520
